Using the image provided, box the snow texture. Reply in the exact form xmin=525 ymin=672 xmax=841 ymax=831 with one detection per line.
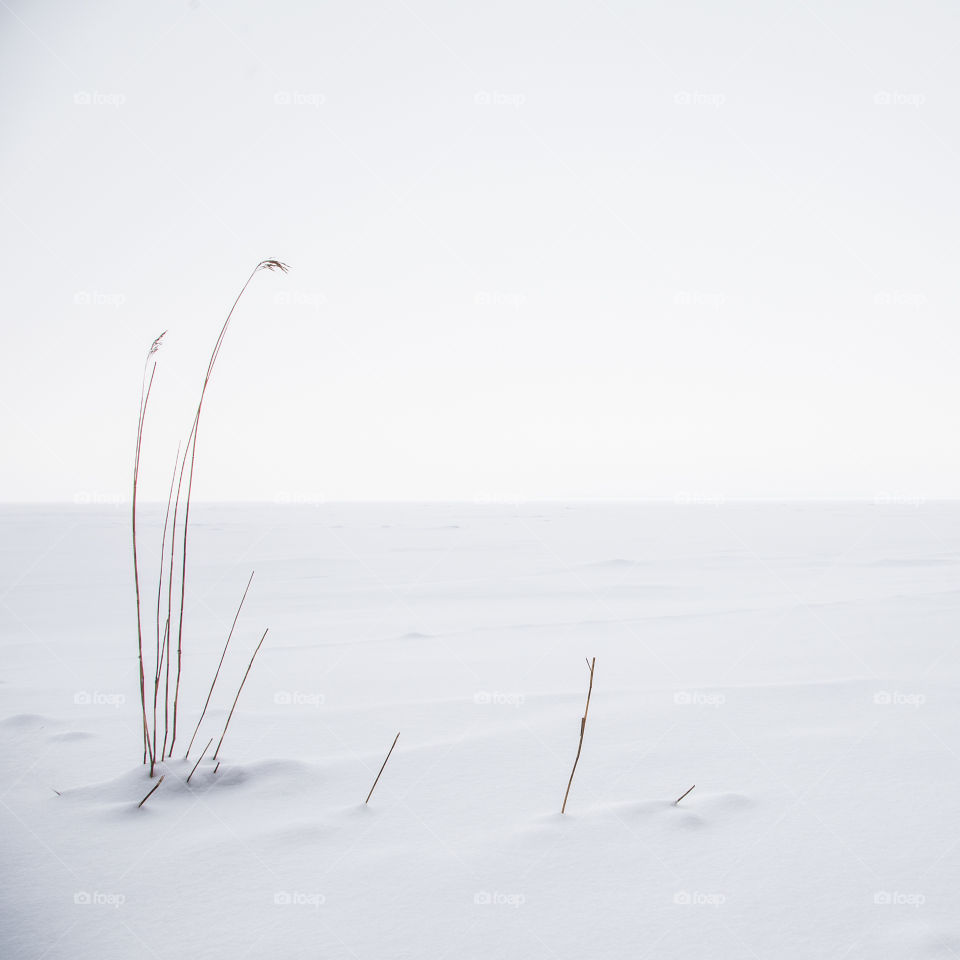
xmin=1 ymin=501 xmax=958 ymax=958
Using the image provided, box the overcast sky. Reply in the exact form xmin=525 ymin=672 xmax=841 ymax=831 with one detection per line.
xmin=1 ymin=0 xmax=957 ymax=502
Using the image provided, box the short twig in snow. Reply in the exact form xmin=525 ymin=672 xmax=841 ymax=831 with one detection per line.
xmin=561 ymin=657 xmax=595 ymax=814
xmin=138 ymin=775 xmax=165 ymax=809
xmin=187 ymin=738 xmax=213 ymax=784
xmin=365 ymin=732 xmax=400 ymax=805
xmin=674 ymin=784 xmax=696 ymax=805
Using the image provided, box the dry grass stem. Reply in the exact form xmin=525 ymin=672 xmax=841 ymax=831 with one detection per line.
xmin=212 ymin=628 xmax=269 ymax=761
xmin=561 ymin=657 xmax=595 ymax=815
xmin=365 ymin=732 xmax=401 ymax=805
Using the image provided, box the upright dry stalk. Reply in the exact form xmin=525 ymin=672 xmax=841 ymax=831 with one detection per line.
xmin=168 ymin=260 xmax=288 ymax=756
xmin=212 ymin=628 xmax=269 ymax=761
xmin=365 ymin=732 xmax=400 ymax=804
xmin=161 ymin=456 xmax=186 ymax=760
xmin=133 ymin=372 xmax=153 ymax=767
xmin=132 ymin=331 xmax=165 ymax=775
xmin=184 ymin=571 xmax=255 ymax=758
xmin=561 ymin=657 xmax=595 ymax=814
xmin=152 ymin=444 xmax=180 ymax=764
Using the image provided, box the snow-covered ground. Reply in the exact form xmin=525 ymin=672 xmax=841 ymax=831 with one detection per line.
xmin=2 ymin=500 xmax=958 ymax=958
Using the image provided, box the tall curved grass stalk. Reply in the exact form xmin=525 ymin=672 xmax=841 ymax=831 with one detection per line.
xmin=131 ymin=260 xmax=289 ymax=776
xmin=133 ymin=331 xmax=164 ymax=774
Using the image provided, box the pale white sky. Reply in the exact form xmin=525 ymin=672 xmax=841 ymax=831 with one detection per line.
xmin=1 ymin=0 xmax=957 ymax=502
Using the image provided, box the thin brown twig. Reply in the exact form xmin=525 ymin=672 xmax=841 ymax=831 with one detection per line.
xmin=212 ymin=628 xmax=269 ymax=761
xmin=185 ymin=571 xmax=255 ymax=758
xmin=674 ymin=784 xmax=696 ymax=805
xmin=138 ymin=774 xmax=165 ymax=808
xmin=187 ymin=738 xmax=213 ymax=784
xmin=561 ymin=657 xmax=595 ymax=814
xmin=365 ymin=732 xmax=400 ymax=805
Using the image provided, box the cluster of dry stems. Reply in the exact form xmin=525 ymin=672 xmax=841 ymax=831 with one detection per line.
xmin=129 ymin=267 xmax=688 ymax=814
xmin=132 ymin=260 xmax=289 ymax=778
